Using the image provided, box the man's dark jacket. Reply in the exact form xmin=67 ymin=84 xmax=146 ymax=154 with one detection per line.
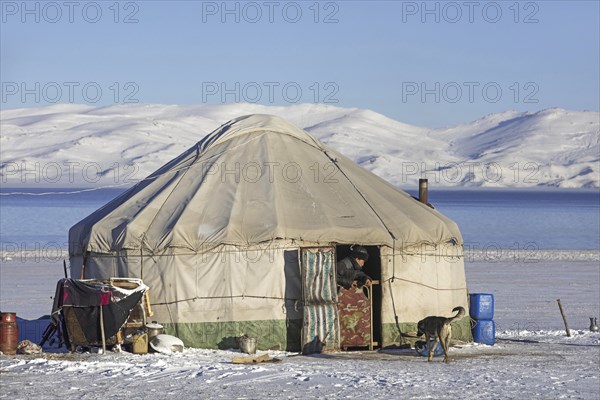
xmin=336 ymin=257 xmax=370 ymax=289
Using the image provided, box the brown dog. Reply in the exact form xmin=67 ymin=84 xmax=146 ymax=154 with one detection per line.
xmin=417 ymin=306 xmax=466 ymax=362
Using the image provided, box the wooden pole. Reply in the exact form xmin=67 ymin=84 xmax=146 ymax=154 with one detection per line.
xmin=80 ymin=253 xmax=88 ymax=279
xmin=368 ymin=285 xmax=373 ymax=351
xmin=144 ymin=291 xmax=154 ymax=317
xmin=556 ymin=299 xmax=571 ymax=337
xmin=99 ymin=305 xmax=107 ymax=353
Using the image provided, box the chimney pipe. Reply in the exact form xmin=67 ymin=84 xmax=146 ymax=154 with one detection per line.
xmin=418 ymin=179 xmax=428 ymax=204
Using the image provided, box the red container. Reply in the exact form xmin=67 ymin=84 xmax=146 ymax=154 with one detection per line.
xmin=0 ymin=312 xmax=18 ymax=355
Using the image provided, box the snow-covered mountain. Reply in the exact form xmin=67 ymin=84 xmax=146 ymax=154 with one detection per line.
xmin=1 ymin=103 xmax=598 ymax=189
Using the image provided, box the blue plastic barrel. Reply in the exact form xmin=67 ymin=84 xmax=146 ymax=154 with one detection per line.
xmin=472 ymin=319 xmax=495 ymax=345
xmin=469 ymin=293 xmax=494 ymax=320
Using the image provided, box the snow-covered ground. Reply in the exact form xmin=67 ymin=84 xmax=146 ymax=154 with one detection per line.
xmin=1 ymin=252 xmax=599 ymax=399
xmin=1 ymin=104 xmax=598 ymax=189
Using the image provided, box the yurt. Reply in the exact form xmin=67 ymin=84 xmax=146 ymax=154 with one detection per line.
xmin=69 ymin=114 xmax=471 ymax=351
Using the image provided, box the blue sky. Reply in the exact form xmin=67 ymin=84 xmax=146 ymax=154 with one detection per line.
xmin=1 ymin=0 xmax=599 ymax=127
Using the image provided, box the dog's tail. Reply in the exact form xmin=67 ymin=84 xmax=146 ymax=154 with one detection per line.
xmin=448 ymin=306 xmax=466 ymax=323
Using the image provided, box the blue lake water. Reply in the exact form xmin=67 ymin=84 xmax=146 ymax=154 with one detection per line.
xmin=421 ymin=190 xmax=600 ymax=250
xmin=0 ymin=188 xmax=599 ymax=251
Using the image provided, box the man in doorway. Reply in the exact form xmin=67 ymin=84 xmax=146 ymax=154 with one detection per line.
xmin=336 ymin=245 xmax=372 ymax=290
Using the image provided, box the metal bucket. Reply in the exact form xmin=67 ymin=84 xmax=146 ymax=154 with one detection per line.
xmin=238 ymin=334 xmax=257 ymax=354
xmin=0 ymin=312 xmax=18 ymax=355
xmin=145 ymin=322 xmax=164 ymax=341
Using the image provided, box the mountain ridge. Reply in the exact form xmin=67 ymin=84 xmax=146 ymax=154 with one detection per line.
xmin=1 ymin=104 xmax=598 ymax=189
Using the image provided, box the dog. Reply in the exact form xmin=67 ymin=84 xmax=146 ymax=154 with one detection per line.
xmin=416 ymin=306 xmax=466 ymax=363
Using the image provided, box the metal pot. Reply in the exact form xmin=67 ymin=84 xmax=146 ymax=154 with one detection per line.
xmin=238 ymin=334 xmax=257 ymax=354
xmin=145 ymin=322 xmax=164 ymax=340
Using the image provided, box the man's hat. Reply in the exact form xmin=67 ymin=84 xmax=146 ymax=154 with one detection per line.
xmin=351 ymin=245 xmax=369 ymax=261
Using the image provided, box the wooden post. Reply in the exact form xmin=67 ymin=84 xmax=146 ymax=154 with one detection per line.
xmin=80 ymin=253 xmax=88 ymax=280
xmin=368 ymin=285 xmax=373 ymax=351
xmin=144 ymin=291 xmax=154 ymax=317
xmin=99 ymin=305 xmax=107 ymax=353
xmin=556 ymin=299 xmax=571 ymax=337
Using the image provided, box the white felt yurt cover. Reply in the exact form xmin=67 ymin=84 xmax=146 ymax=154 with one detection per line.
xmin=69 ymin=114 xmax=469 ymax=350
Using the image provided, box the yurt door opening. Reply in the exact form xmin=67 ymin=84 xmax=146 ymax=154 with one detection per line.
xmin=299 ymin=246 xmax=382 ymax=354
xmin=336 ymin=244 xmax=382 ymax=351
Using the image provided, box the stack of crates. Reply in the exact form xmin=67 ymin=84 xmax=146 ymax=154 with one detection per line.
xmin=469 ymin=293 xmax=495 ymax=345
